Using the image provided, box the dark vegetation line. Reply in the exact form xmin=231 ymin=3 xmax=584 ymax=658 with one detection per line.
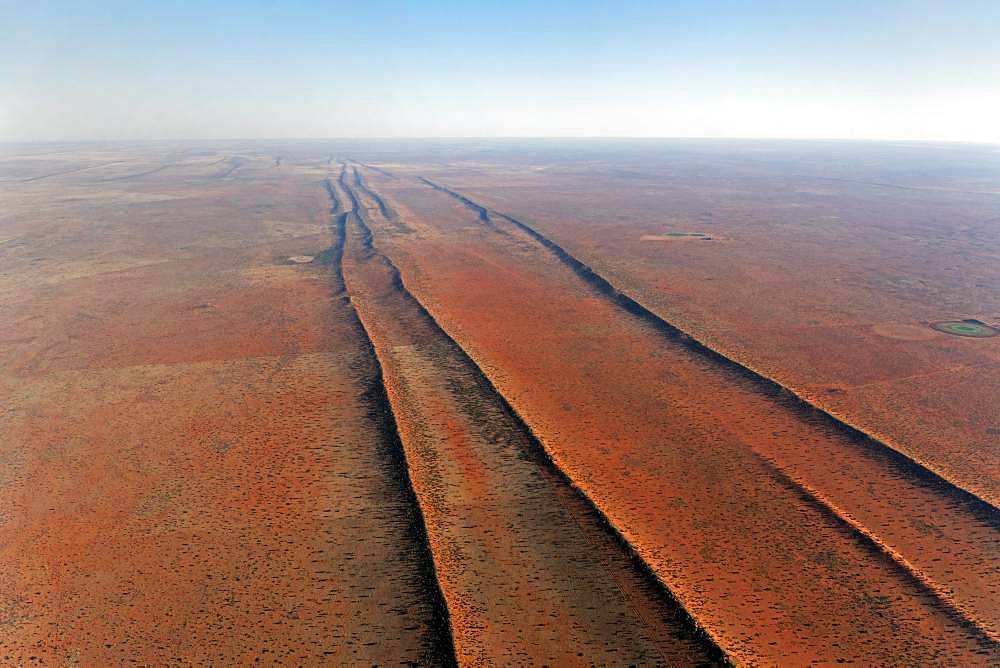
xmin=352 ymin=165 xmax=412 ymax=234
xmin=322 ymin=177 xmax=341 ymax=215
xmin=351 ymin=166 xmax=396 ymax=220
xmin=357 ymin=162 xmax=396 ymax=179
xmin=19 ymin=160 xmax=126 ymax=183
xmin=323 ymin=173 xmax=457 ymax=666
xmin=423 ymin=178 xmax=1000 ymax=525
xmin=100 ymin=163 xmax=176 ymax=182
xmin=797 ymin=173 xmax=1000 ymax=197
xmin=215 ymin=157 xmax=245 ymax=179
xmin=337 ymin=164 xmax=360 ymax=213
xmin=750 ymin=436 xmax=999 ymax=645
xmin=417 ymin=179 xmax=1000 ymax=644
xmin=419 ymin=177 xmax=491 ymax=225
xmin=217 ymin=165 xmax=240 ymax=179
xmin=344 ymin=174 xmax=731 ymax=665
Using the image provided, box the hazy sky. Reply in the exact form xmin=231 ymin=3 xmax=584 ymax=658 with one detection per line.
xmin=2 ymin=1 xmax=998 ymax=141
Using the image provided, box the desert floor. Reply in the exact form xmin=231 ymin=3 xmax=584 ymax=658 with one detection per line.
xmin=2 ymin=140 xmax=998 ymax=664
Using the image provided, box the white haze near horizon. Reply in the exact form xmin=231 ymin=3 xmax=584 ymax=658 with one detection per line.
xmin=2 ymin=1 xmax=999 ymax=144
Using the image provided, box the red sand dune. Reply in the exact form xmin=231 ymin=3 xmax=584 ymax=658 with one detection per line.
xmin=363 ymin=168 xmax=1000 ymax=664
xmin=0 ymin=159 xmax=448 ymax=663
xmin=3 ymin=143 xmax=998 ymax=664
xmin=340 ymin=173 xmax=718 ymax=664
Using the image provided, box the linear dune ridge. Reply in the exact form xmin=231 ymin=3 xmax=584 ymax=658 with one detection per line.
xmin=355 ymin=165 xmax=1000 ymax=664
xmin=2 ymin=145 xmax=997 ymax=664
xmin=414 ymin=175 xmax=1000 ymax=642
xmin=336 ymin=168 xmax=723 ymax=664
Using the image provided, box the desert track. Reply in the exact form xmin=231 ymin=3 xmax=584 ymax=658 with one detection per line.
xmin=355 ymin=166 xmax=1000 ymax=663
xmin=336 ymin=173 xmax=724 ymax=664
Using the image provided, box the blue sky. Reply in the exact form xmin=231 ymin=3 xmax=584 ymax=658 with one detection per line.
xmin=2 ymin=1 xmax=998 ymax=141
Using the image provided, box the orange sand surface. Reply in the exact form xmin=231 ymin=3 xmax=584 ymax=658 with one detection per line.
xmin=4 ymin=141 xmax=997 ymax=665
xmin=0 ymin=153 xmax=447 ymax=663
xmin=397 ymin=144 xmax=1000 ymax=507
xmin=340 ymin=175 xmax=718 ymax=664
xmin=363 ymin=169 xmax=999 ymax=664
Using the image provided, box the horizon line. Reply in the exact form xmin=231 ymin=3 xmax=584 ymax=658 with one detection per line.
xmin=2 ymin=135 xmax=998 ymax=147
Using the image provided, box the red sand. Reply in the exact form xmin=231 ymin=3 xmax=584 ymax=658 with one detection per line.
xmin=0 ymin=157 xmax=446 ymax=663
xmin=363 ymin=170 xmax=1000 ymax=664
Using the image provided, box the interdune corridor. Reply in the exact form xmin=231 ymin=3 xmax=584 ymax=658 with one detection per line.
xmin=361 ymin=168 xmax=1000 ymax=664
xmin=2 ymin=142 xmax=998 ymax=665
xmin=338 ymin=173 xmax=719 ymax=664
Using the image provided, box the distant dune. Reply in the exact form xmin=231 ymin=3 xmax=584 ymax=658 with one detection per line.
xmin=2 ymin=140 xmax=998 ymax=664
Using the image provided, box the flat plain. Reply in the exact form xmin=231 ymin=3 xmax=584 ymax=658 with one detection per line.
xmin=2 ymin=140 xmax=998 ymax=664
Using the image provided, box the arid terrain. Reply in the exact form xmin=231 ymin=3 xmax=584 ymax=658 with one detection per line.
xmin=2 ymin=140 xmax=998 ymax=664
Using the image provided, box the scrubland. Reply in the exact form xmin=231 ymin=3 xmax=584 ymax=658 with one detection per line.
xmin=2 ymin=140 xmax=997 ymax=664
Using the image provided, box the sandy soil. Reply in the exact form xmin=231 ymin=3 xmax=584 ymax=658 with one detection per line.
xmin=398 ymin=142 xmax=1000 ymax=507
xmin=339 ymin=174 xmax=718 ymax=665
xmin=4 ymin=140 xmax=997 ymax=665
xmin=0 ymin=151 xmax=449 ymax=663
xmin=362 ymin=167 xmax=999 ymax=664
